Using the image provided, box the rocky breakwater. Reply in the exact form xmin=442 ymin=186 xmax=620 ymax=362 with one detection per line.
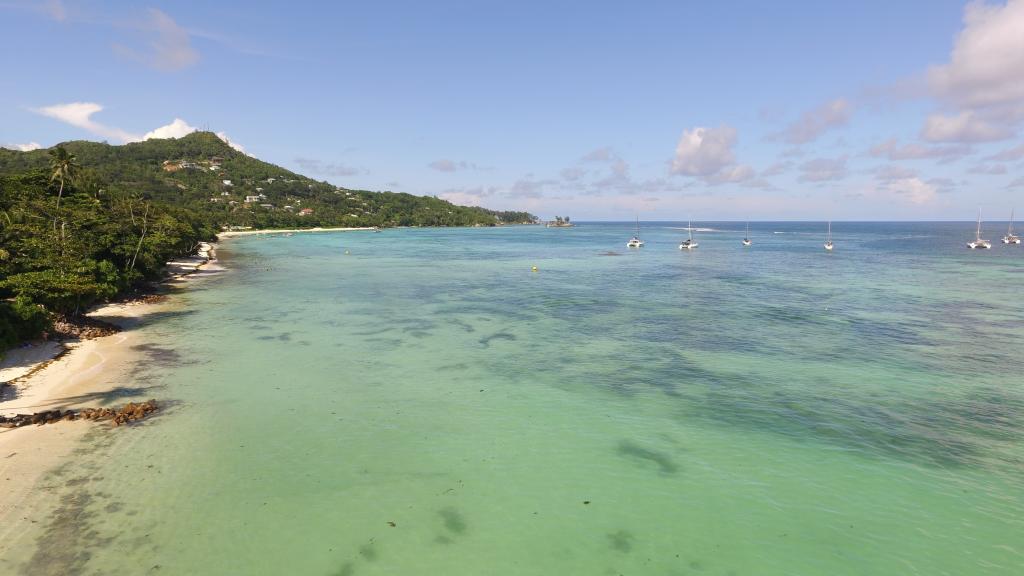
xmin=0 ymin=399 xmax=159 ymax=428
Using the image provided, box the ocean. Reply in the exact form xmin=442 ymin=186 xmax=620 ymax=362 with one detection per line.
xmin=7 ymin=222 xmax=1024 ymax=575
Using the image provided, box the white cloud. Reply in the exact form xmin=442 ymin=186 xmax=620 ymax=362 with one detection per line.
xmin=928 ymin=0 xmax=1024 ymax=110
xmin=888 ymin=177 xmax=938 ymax=204
xmin=34 ymin=105 xmax=246 ymax=152
xmin=214 ymin=131 xmax=246 ymax=154
xmin=922 ymin=0 xmax=1024 ymax=142
xmin=143 ymin=118 xmax=247 ymax=153
xmin=778 ymin=98 xmax=852 ymax=144
xmin=143 ymin=118 xmax=198 ymax=140
xmin=671 ymin=126 xmax=737 ymax=176
xmin=1 ymin=142 xmax=43 ymax=151
xmin=922 ymin=110 xmax=1012 ymax=142
xmin=868 ymin=138 xmax=973 ymax=161
xmin=671 ymin=126 xmax=756 ymax=185
xmin=706 ymin=164 xmax=755 ymax=184
xmin=33 ymin=102 xmax=141 ymax=143
xmin=798 ymin=156 xmax=848 ymax=182
xmin=114 ymin=9 xmax=199 ymax=71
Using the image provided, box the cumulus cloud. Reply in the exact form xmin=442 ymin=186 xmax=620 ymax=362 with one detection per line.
xmin=143 ymin=118 xmax=247 ymax=153
xmin=34 ymin=102 xmax=246 ymax=152
xmin=114 ymin=9 xmax=199 ymax=71
xmin=887 ymin=177 xmax=938 ymax=204
xmin=922 ymin=0 xmax=1024 ymax=142
xmin=798 ymin=156 xmax=847 ymax=182
xmin=1 ymin=142 xmax=43 ymax=151
xmin=922 ymin=110 xmax=1012 ymax=143
xmin=868 ymin=138 xmax=973 ymax=162
xmin=33 ymin=102 xmax=141 ymax=142
xmin=143 ymin=118 xmax=198 ymax=140
xmin=777 ymin=98 xmax=852 ymax=144
xmin=928 ymin=0 xmax=1024 ymax=110
xmin=670 ymin=125 xmax=753 ymax=184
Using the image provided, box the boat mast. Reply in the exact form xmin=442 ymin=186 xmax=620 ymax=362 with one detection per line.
xmin=827 ymin=220 xmax=832 ymax=243
xmin=977 ymin=210 xmax=982 ymax=241
xmin=688 ymin=219 xmax=693 ymax=242
xmin=1010 ymin=209 xmax=1015 ymax=235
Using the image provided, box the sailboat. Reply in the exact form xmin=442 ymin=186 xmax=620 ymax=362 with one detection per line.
xmin=679 ymin=219 xmax=699 ymax=250
xmin=968 ymin=210 xmax=992 ymax=249
xmin=742 ymin=222 xmax=752 ymax=246
xmin=824 ymin=221 xmax=834 ymax=251
xmin=626 ymin=216 xmax=644 ymax=248
xmin=1002 ymin=209 xmax=1020 ymax=244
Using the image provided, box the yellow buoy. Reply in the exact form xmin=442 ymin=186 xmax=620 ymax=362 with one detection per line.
xmin=345 ymin=250 xmax=350 ymax=255
xmin=531 ymin=266 xmax=538 ymax=272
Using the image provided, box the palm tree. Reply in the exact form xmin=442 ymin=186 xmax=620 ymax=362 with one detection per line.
xmin=49 ymin=146 xmax=81 ymax=229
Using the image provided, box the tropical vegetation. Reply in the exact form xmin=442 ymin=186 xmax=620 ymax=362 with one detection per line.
xmin=0 ymin=132 xmax=537 ymax=353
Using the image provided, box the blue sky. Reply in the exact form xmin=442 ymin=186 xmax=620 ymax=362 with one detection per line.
xmin=2 ymin=0 xmax=1022 ymax=220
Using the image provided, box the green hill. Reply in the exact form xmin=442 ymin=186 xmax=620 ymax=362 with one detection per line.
xmin=0 ymin=132 xmax=536 ymax=228
xmin=0 ymin=133 xmax=536 ymax=350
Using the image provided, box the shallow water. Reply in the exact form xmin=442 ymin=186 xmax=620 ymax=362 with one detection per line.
xmin=7 ymin=222 xmax=1024 ymax=575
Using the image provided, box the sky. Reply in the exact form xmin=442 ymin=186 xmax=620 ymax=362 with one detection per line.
xmin=1 ymin=0 xmax=1023 ymax=220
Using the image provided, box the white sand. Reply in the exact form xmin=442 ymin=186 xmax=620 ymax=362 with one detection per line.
xmin=0 ymin=257 xmax=222 ymax=533
xmin=217 ymin=226 xmax=375 ymax=238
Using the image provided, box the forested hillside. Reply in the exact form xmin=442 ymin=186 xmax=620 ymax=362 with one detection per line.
xmin=0 ymin=133 xmax=536 ymax=351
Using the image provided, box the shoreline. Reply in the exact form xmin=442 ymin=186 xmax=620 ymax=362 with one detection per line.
xmin=217 ymin=226 xmax=375 ymax=238
xmin=0 ymin=252 xmax=224 ymax=536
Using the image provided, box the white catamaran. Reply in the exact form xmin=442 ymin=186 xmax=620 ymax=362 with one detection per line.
xmin=742 ymin=222 xmax=752 ymax=246
xmin=1002 ymin=209 xmax=1020 ymax=244
xmin=968 ymin=210 xmax=992 ymax=249
xmin=627 ymin=216 xmax=644 ymax=248
xmin=824 ymin=221 xmax=834 ymax=251
xmin=679 ymin=219 xmax=699 ymax=250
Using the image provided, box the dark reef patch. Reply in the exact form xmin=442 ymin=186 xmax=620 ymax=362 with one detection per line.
xmin=607 ymin=530 xmax=634 ymax=553
xmin=617 ymin=441 xmax=679 ymax=474
xmin=438 ymin=507 xmax=467 ymax=534
xmin=479 ymin=332 xmax=516 ymax=347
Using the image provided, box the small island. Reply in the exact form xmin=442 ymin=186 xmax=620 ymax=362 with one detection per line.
xmin=546 ymin=215 xmax=574 ymax=228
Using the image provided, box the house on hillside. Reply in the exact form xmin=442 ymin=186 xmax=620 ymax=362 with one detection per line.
xmin=244 ymin=195 xmax=260 ymax=203
xmin=298 ymin=208 xmax=314 ymax=216
xmin=223 ymin=179 xmax=233 ymax=186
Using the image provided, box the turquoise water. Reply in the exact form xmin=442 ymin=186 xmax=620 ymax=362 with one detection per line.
xmin=8 ymin=222 xmax=1024 ymax=575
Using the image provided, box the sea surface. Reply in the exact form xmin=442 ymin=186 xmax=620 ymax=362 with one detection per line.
xmin=6 ymin=222 xmax=1024 ymax=575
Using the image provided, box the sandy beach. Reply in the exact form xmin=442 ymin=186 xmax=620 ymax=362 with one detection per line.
xmin=0 ymin=253 xmax=224 ymax=541
xmin=217 ymin=226 xmax=375 ymax=238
